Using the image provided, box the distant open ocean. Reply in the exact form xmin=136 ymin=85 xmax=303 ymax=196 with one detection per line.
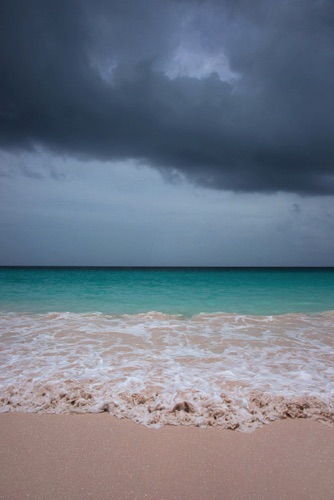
xmin=1 ymin=267 xmax=333 ymax=430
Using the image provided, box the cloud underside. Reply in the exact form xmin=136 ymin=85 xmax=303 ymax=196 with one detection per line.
xmin=1 ymin=0 xmax=334 ymax=195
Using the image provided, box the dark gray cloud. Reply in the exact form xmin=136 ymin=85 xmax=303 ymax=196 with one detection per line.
xmin=1 ymin=0 xmax=334 ymax=194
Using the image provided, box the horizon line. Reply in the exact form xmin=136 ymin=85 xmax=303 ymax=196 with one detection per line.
xmin=1 ymin=265 xmax=334 ymax=270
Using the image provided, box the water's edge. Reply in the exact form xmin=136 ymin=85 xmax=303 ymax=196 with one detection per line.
xmin=1 ymin=310 xmax=333 ymax=431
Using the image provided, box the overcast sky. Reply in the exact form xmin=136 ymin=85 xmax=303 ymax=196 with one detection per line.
xmin=1 ymin=0 xmax=334 ymax=266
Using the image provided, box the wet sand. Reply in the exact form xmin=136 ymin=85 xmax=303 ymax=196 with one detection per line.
xmin=0 ymin=415 xmax=333 ymax=500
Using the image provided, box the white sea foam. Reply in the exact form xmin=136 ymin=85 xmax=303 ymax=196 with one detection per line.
xmin=0 ymin=311 xmax=333 ymax=430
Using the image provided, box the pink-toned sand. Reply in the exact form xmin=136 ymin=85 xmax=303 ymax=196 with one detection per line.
xmin=0 ymin=415 xmax=333 ymax=500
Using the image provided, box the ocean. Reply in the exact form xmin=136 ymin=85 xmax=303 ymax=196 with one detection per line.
xmin=1 ymin=267 xmax=333 ymax=430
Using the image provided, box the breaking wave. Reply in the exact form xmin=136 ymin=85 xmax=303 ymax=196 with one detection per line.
xmin=1 ymin=311 xmax=333 ymax=431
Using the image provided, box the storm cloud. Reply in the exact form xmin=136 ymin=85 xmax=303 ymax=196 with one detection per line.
xmin=1 ymin=0 xmax=334 ymax=195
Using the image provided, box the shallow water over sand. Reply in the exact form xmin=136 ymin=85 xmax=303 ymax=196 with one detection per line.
xmin=1 ymin=310 xmax=333 ymax=430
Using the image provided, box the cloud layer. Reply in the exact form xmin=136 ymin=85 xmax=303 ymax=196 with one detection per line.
xmin=1 ymin=0 xmax=334 ymax=194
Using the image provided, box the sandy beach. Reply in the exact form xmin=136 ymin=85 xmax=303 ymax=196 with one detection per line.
xmin=0 ymin=415 xmax=333 ymax=500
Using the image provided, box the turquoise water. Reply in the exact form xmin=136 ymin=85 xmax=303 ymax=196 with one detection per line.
xmin=1 ymin=267 xmax=334 ymax=428
xmin=1 ymin=267 xmax=334 ymax=315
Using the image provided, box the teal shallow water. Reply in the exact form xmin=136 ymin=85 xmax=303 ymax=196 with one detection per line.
xmin=1 ymin=267 xmax=334 ymax=315
xmin=1 ymin=267 xmax=334 ymax=428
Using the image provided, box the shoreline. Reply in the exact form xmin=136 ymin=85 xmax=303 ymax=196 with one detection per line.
xmin=1 ymin=414 xmax=333 ymax=499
